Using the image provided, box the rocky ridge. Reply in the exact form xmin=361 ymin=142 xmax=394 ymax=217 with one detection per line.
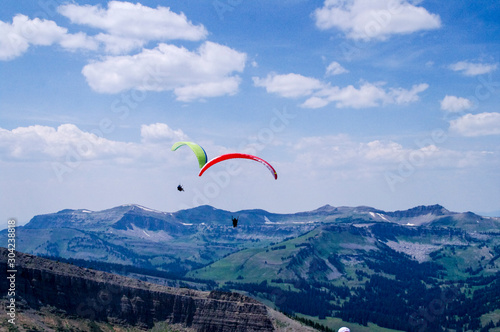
xmin=0 ymin=248 xmax=316 ymax=331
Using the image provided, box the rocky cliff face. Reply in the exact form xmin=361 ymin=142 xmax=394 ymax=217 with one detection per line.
xmin=0 ymin=248 xmax=311 ymax=331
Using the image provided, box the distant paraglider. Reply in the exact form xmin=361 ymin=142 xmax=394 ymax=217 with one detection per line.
xmin=338 ymin=327 xmax=350 ymax=332
xmin=232 ymin=216 xmax=239 ymax=227
xmin=199 ymin=153 xmax=277 ymax=180
xmin=171 ymin=141 xmax=208 ymax=169
xmin=177 ymin=184 xmax=184 ymax=192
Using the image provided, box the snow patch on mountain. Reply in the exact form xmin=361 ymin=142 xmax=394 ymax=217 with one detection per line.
xmin=115 ymin=224 xmax=173 ymax=242
xmin=264 ymin=216 xmax=285 ymax=225
xmin=368 ymin=212 xmax=391 ymax=222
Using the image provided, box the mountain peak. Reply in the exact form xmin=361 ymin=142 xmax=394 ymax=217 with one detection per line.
xmin=314 ymin=204 xmax=337 ymax=212
xmin=388 ymin=204 xmax=449 ymax=218
xmin=119 ymin=204 xmax=160 ymax=212
xmin=56 ymin=209 xmax=75 ymax=214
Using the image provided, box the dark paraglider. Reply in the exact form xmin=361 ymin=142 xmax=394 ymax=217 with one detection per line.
xmin=232 ymin=216 xmax=239 ymax=227
xmin=177 ymin=184 xmax=184 ymax=192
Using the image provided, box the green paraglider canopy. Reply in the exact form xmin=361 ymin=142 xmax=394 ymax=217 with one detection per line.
xmin=171 ymin=141 xmax=208 ymax=169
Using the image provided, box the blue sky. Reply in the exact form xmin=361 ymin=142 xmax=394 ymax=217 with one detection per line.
xmin=1 ymin=0 xmax=500 ymax=226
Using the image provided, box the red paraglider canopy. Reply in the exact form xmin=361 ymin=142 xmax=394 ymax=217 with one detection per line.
xmin=198 ymin=153 xmax=277 ymax=180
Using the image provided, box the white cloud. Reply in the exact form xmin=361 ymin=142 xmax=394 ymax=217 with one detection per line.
xmin=141 ymin=123 xmax=188 ymax=143
xmin=0 ymin=122 xmax=197 ymax=164
xmin=293 ymin=135 xmax=409 ymax=166
xmin=388 ymin=83 xmax=429 ymax=104
xmin=291 ymin=135 xmax=428 ymax=177
xmin=449 ymin=112 xmax=500 ymax=136
xmin=301 ymin=96 xmax=330 ymax=109
xmin=0 ymin=123 xmax=210 ymax=188
xmin=252 ymin=73 xmax=324 ymax=98
xmin=449 ymin=61 xmax=498 ymax=76
xmin=0 ymin=14 xmax=97 ymax=60
xmin=93 ymin=33 xmax=145 ymax=55
xmin=58 ymin=1 xmax=207 ymax=54
xmin=440 ymin=95 xmax=473 ymax=112
xmin=82 ymin=41 xmax=247 ymax=100
xmin=59 ymin=32 xmax=99 ymax=51
xmin=0 ymin=124 xmax=139 ymax=162
xmin=313 ymin=0 xmax=441 ymax=41
xmin=326 ymin=61 xmax=348 ymax=76
xmin=302 ymin=82 xmax=428 ymax=109
xmin=290 ymin=134 xmax=489 ymax=183
xmin=1 ymin=2 xmax=209 ymax=60
xmin=308 ymin=82 xmax=388 ymax=108
xmin=174 ymin=77 xmax=242 ymax=102
xmin=1 ymin=2 xmax=243 ymax=101
xmin=254 ymin=72 xmax=428 ymax=109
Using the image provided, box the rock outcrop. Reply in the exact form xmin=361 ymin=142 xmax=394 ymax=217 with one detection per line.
xmin=1 ymin=248 xmax=312 ymax=331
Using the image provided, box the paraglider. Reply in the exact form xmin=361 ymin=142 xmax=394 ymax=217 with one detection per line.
xmin=171 ymin=141 xmax=208 ymax=169
xmin=177 ymin=184 xmax=184 ymax=192
xmin=232 ymin=216 xmax=239 ymax=227
xmin=338 ymin=327 xmax=350 ymax=332
xmin=199 ymin=153 xmax=277 ymax=179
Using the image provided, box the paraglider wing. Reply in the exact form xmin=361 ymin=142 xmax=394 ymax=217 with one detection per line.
xmin=199 ymin=153 xmax=277 ymax=179
xmin=171 ymin=141 xmax=208 ymax=169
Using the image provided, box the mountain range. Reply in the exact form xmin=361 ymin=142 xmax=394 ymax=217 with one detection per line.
xmin=8 ymin=203 xmax=499 ymax=267
xmin=2 ymin=203 xmax=500 ymax=331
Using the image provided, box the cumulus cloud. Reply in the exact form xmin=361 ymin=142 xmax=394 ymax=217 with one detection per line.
xmin=313 ymin=0 xmax=441 ymax=40
xmin=59 ymin=32 xmax=99 ymax=51
xmin=141 ymin=123 xmax=188 ymax=143
xmin=253 ymin=72 xmax=427 ymax=109
xmin=1 ymin=2 xmax=209 ymax=59
xmin=0 ymin=123 xmax=206 ymax=185
xmin=0 ymin=122 xmax=197 ymax=164
xmin=0 ymin=124 xmax=138 ymax=162
xmin=294 ymin=135 xmax=409 ymax=163
xmin=0 ymin=14 xmax=97 ymax=60
xmin=291 ymin=135 xmax=439 ymax=176
xmin=291 ymin=134 xmax=489 ymax=183
xmin=82 ymin=41 xmax=246 ymax=100
xmin=252 ymin=73 xmax=323 ymax=98
xmin=440 ymin=95 xmax=473 ymax=112
xmin=449 ymin=61 xmax=498 ymax=76
xmin=174 ymin=77 xmax=242 ymax=102
xmin=326 ymin=61 xmax=349 ymax=76
xmin=449 ymin=112 xmax=500 ymax=136
xmin=66 ymin=2 xmax=245 ymax=100
xmin=58 ymin=1 xmax=207 ymax=54
xmin=93 ymin=33 xmax=145 ymax=55
xmin=387 ymin=83 xmax=429 ymax=104
xmin=1 ymin=2 xmax=246 ymax=101
xmin=316 ymin=82 xmax=429 ymax=109
xmin=305 ymin=82 xmax=389 ymax=108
